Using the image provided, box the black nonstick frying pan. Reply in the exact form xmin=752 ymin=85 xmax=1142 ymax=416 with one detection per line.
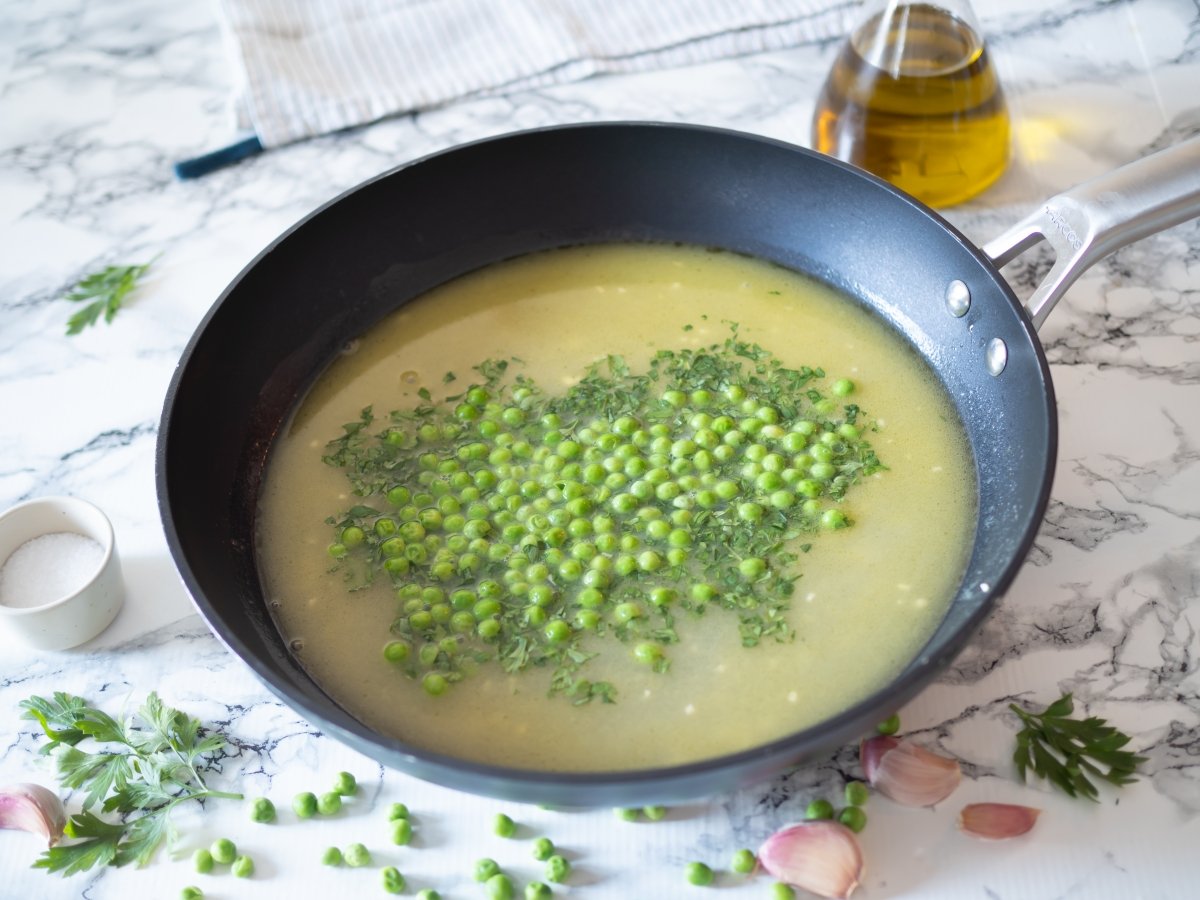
xmin=157 ymin=123 xmax=1200 ymax=805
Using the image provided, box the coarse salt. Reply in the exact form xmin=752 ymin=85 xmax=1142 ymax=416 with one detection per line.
xmin=0 ymin=532 xmax=104 ymax=609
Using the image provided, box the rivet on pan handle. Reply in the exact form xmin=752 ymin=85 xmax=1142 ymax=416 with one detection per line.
xmin=982 ymin=137 xmax=1200 ymax=332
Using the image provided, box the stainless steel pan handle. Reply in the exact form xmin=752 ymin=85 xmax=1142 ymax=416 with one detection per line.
xmin=982 ymin=137 xmax=1200 ymax=331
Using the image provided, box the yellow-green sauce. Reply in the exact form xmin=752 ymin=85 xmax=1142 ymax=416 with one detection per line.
xmin=256 ymin=243 xmax=975 ymax=771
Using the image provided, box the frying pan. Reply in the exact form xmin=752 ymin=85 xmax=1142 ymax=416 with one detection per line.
xmin=157 ymin=123 xmax=1200 ymax=806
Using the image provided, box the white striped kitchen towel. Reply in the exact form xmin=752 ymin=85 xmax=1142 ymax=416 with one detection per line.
xmin=216 ymin=0 xmax=855 ymax=149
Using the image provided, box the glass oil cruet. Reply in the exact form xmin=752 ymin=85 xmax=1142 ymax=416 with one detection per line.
xmin=811 ymin=0 xmax=1010 ymax=207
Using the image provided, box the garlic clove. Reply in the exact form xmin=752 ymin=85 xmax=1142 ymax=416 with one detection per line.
xmin=759 ymin=820 xmax=864 ymax=899
xmin=0 ymin=782 xmax=67 ymax=846
xmin=859 ymin=734 xmax=899 ymax=783
xmin=862 ymin=737 xmax=961 ymax=807
xmin=958 ymin=803 xmax=1040 ymax=840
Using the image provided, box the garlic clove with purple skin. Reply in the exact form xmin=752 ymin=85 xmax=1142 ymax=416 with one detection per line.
xmin=759 ymin=820 xmax=864 ymax=899
xmin=0 ymin=783 xmax=67 ymax=846
xmin=959 ymin=802 xmax=1041 ymax=840
xmin=861 ymin=735 xmax=962 ymax=807
xmin=859 ymin=734 xmax=899 ymax=783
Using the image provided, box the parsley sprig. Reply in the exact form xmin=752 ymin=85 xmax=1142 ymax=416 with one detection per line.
xmin=1010 ymin=693 xmax=1146 ymax=801
xmin=20 ymin=691 xmax=242 ymax=874
xmin=63 ymin=260 xmax=154 ymax=334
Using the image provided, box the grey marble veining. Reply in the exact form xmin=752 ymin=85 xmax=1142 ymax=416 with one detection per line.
xmin=1 ymin=0 xmax=1199 ymax=897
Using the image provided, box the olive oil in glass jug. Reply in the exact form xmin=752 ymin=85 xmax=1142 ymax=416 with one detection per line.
xmin=811 ymin=0 xmax=1009 ymax=207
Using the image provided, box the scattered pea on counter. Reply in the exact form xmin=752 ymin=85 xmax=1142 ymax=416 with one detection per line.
xmin=333 ymin=771 xmax=358 ymax=796
xmin=392 ymin=817 xmax=414 ymax=845
xmin=475 ymin=857 xmax=501 ymax=882
xmin=209 ymin=838 xmax=237 ymax=865
xmin=322 ymin=846 xmax=344 ymax=866
xmin=544 ymin=853 xmax=571 ymax=884
xmin=381 ymin=865 xmax=406 ymax=894
xmin=486 ymin=872 xmax=515 ymax=900
xmin=249 ymin=796 xmax=276 ymax=823
xmin=192 ymin=848 xmax=214 ymax=874
xmin=293 ymin=791 xmax=319 ymax=819
xmin=344 ymin=842 xmax=372 ymax=867
xmin=493 ymin=811 xmax=517 ymax=837
xmin=231 ymin=854 xmax=254 ymax=878
xmin=686 ymin=861 xmax=715 ymax=886
xmin=731 ymin=848 xmax=757 ymax=874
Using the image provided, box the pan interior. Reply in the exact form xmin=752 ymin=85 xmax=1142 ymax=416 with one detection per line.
xmin=159 ymin=123 xmax=1054 ymax=803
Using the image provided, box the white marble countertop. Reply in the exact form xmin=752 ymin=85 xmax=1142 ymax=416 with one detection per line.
xmin=2 ymin=1 xmax=1199 ymax=898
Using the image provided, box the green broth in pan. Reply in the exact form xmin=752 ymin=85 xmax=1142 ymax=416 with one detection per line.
xmin=256 ymin=243 xmax=975 ymax=771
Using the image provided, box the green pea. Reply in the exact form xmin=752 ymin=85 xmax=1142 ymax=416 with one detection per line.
xmin=643 ymin=805 xmax=667 ymax=821
xmin=494 ymin=812 xmax=517 ymax=837
xmin=771 ymin=883 xmax=797 ymax=900
xmin=805 ymin=798 xmax=835 ymax=820
xmin=248 ymin=796 xmax=276 ymax=823
xmin=737 ymin=502 xmax=764 ymax=522
xmin=525 ymin=882 xmax=553 ymax=900
xmin=318 ymin=791 xmax=343 ymax=815
xmin=877 ymin=713 xmax=901 ymax=735
xmin=738 ymin=556 xmax=767 ymax=579
xmin=333 ymin=771 xmax=357 ymax=796
xmin=180 ymin=887 xmax=203 ymax=900
xmin=475 ymin=858 xmax=501 ymax=882
xmin=417 ymin=891 xmax=442 ymax=900
xmin=545 ymin=854 xmax=571 ymax=883
xmin=649 ymin=587 xmax=677 ymax=607
xmin=544 ymin=619 xmax=571 ymax=643
xmin=832 ymin=377 xmax=855 ymax=396
xmin=293 ymin=791 xmax=318 ymax=819
xmin=392 ymin=817 xmax=414 ymax=845
xmin=634 ymin=642 xmax=664 ymax=666
xmin=838 ymin=806 xmax=868 ymax=832
xmin=685 ymin=861 xmax=714 ymax=886
xmin=477 ymin=618 xmax=502 ymax=640
xmin=231 ymin=855 xmax=254 ymax=878
xmin=637 ymin=550 xmax=663 ymax=572
xmin=344 ymin=842 xmax=371 ymax=867
xmin=486 ymin=873 xmax=516 ymax=900
xmin=810 ymin=461 xmax=836 ymax=480
xmin=387 ymin=802 xmax=410 ymax=821
xmin=845 ymin=781 xmax=870 ymax=807
xmin=614 ymin=601 xmax=642 ymax=623
xmin=209 ymin=837 xmax=236 ymax=865
xmin=321 ymin=846 xmax=343 ymax=866
xmin=532 ymin=836 xmax=556 ymax=860
xmin=730 ymin=847 xmax=756 ymax=874
xmin=192 ymin=848 xmax=214 ymax=874
xmin=821 ymin=509 xmax=849 ymax=529
xmin=423 ymin=672 xmax=449 ymax=695
xmin=380 ymin=865 xmax=406 ymax=894
xmin=615 ymin=807 xmax=640 ymax=821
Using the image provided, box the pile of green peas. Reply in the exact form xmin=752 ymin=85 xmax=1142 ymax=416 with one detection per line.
xmin=323 ymin=338 xmax=882 ymax=698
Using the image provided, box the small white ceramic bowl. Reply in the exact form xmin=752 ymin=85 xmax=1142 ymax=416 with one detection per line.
xmin=0 ymin=496 xmax=125 ymax=650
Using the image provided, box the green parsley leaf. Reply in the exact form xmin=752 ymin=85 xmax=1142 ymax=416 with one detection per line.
xmin=1010 ymin=693 xmax=1146 ymax=801
xmin=63 ymin=260 xmax=154 ymax=335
